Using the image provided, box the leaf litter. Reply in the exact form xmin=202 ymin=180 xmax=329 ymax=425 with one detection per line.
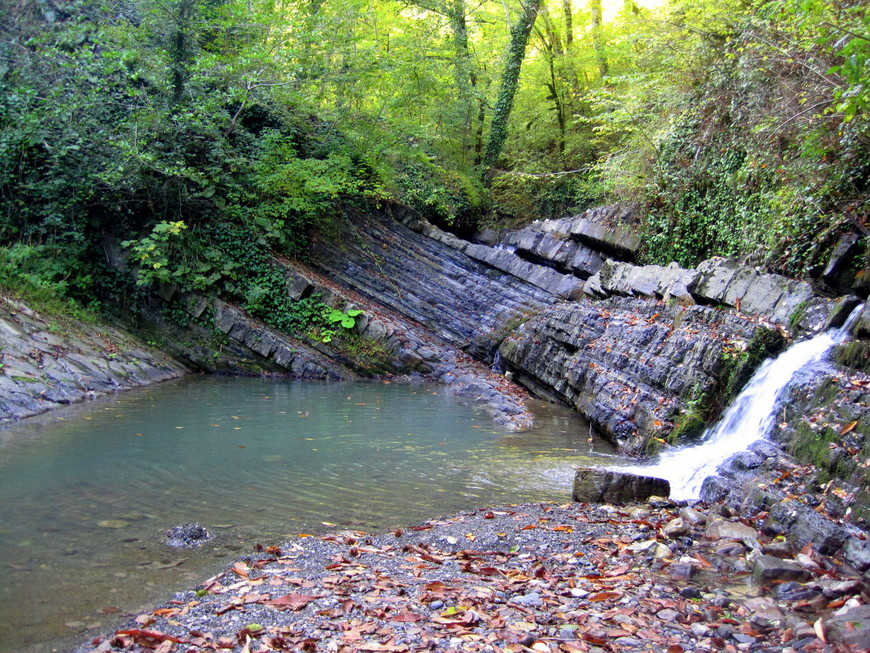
xmin=78 ymin=501 xmax=867 ymax=653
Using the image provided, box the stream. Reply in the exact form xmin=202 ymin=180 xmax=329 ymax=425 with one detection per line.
xmin=0 ymin=376 xmax=620 ymax=653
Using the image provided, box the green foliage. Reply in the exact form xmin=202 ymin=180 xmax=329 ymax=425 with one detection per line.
xmin=318 ymin=308 xmax=364 ymax=343
xmin=122 ymin=221 xmax=188 ymax=286
xmin=0 ymin=244 xmax=97 ymax=321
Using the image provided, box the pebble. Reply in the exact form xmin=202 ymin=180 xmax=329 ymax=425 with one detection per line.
xmin=613 ymin=637 xmax=643 ymax=647
xmin=679 ymin=587 xmax=703 ymax=600
xmin=690 ymin=622 xmax=709 ymax=637
xmin=512 ymin=592 xmax=543 ymax=607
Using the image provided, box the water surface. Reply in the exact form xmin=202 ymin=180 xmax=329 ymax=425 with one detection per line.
xmin=0 ymin=376 xmax=619 ymax=652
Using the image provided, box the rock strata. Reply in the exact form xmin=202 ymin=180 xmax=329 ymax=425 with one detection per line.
xmin=498 ymin=296 xmax=782 ymax=453
xmin=0 ymin=296 xmax=188 ymax=422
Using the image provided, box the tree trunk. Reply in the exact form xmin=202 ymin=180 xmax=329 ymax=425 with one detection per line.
xmin=170 ymin=0 xmax=196 ymax=105
xmin=590 ymin=0 xmax=608 ymax=80
xmin=483 ymin=0 xmax=542 ymax=170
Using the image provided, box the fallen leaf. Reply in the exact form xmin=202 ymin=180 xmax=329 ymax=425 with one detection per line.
xmin=840 ymin=420 xmax=858 ymax=435
xmin=814 ymin=618 xmax=826 ymax=643
xmin=265 ymin=594 xmax=322 ymax=611
xmin=589 ymin=591 xmax=622 ymax=602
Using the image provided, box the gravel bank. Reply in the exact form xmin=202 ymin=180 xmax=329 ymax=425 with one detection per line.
xmin=77 ymin=500 xmax=868 ymax=653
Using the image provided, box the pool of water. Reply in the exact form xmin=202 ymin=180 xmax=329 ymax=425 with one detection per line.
xmin=0 ymin=376 xmax=621 ymax=652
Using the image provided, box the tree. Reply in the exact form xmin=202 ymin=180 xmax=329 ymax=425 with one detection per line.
xmin=483 ymin=0 xmax=542 ymax=169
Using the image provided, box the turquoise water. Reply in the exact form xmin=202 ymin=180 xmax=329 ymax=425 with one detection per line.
xmin=0 ymin=376 xmax=618 ymax=652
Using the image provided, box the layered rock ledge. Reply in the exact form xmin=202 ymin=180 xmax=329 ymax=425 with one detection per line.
xmin=0 ymin=297 xmax=188 ymax=422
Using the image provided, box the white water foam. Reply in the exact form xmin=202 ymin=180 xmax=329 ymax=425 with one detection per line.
xmin=619 ymin=303 xmax=865 ymax=500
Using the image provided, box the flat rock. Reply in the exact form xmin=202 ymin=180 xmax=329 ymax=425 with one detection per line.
xmin=573 ymin=467 xmax=670 ymax=504
xmin=751 ymin=554 xmax=814 ymax=584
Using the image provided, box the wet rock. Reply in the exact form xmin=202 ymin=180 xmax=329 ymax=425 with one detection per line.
xmin=762 ymin=539 xmax=795 ymax=559
xmin=680 ymin=507 xmax=708 ymax=526
xmin=626 ymin=539 xmax=672 ymax=559
xmin=828 ymin=604 xmax=870 ymax=649
xmin=166 ymin=523 xmax=212 ymax=548
xmin=765 ymin=501 xmax=849 ymax=555
xmin=775 ymin=582 xmax=821 ymax=602
xmin=842 ymin=536 xmax=870 ymax=572
xmin=663 ymin=517 xmax=690 ymax=538
xmin=0 ymin=298 xmax=189 ymax=423
xmin=705 ymin=519 xmax=759 ymax=549
xmin=500 ymin=297 xmax=777 ymax=453
xmin=751 ymin=554 xmax=813 ymax=584
xmin=667 ymin=562 xmax=696 ymax=580
xmin=822 ymin=233 xmax=861 ymax=287
xmin=815 ymin=578 xmax=863 ymax=598
xmin=572 ymin=467 xmax=670 ymax=504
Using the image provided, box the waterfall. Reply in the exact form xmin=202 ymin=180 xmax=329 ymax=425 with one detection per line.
xmin=620 ymin=303 xmax=865 ymax=501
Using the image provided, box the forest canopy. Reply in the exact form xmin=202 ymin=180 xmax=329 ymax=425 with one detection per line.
xmin=0 ymin=0 xmax=868 ymax=317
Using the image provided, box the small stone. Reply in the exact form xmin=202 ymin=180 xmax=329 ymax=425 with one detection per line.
xmin=613 ymin=637 xmax=643 ymax=647
xmin=775 ymin=582 xmax=820 ymax=602
xmin=680 ymin=587 xmax=703 ymax=600
xmin=663 ymin=517 xmax=690 ymax=538
xmin=717 ymin=624 xmax=735 ymax=638
xmin=705 ymin=518 xmax=759 ymax=549
xmin=711 ymin=594 xmax=731 ymax=608
xmin=795 ymin=553 xmax=824 ymax=573
xmin=690 ymin=623 xmax=709 ymax=637
xmin=680 ymin=507 xmax=707 ymax=525
xmin=816 ymin=578 xmax=862 ymax=598
xmin=430 ymin=600 xmax=445 ymax=610
xmin=512 ymin=592 xmax=544 ymax=608
xmin=715 ymin=541 xmax=746 ymax=556
xmin=732 ymin=633 xmax=756 ymax=645
xmin=762 ymin=539 xmax=795 ymax=559
xmin=668 ymin=562 xmax=696 ymax=580
xmin=656 ymin=608 xmax=679 ymax=621
xmin=626 ymin=539 xmax=658 ymax=554
xmin=743 ymin=597 xmax=784 ymax=623
xmin=98 ymin=520 xmax=130 ymax=529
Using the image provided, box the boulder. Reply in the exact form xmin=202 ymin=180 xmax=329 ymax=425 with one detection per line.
xmin=572 ymin=467 xmax=670 ymax=504
xmin=765 ymin=501 xmax=849 ymax=555
xmin=828 ymin=604 xmax=870 ymax=649
xmin=751 ymin=554 xmax=814 ymax=584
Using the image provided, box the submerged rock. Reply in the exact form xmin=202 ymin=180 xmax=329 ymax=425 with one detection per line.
xmin=166 ymin=523 xmax=212 ymax=548
xmin=572 ymin=467 xmax=670 ymax=504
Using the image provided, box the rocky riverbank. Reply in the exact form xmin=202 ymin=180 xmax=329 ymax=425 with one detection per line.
xmin=77 ymin=495 xmax=869 ymax=653
xmin=0 ymin=296 xmax=189 ymax=422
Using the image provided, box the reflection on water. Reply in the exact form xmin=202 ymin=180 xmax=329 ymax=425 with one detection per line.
xmin=0 ymin=376 xmax=619 ymax=652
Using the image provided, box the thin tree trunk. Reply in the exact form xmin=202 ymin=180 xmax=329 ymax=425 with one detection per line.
xmin=483 ymin=0 xmax=542 ymax=170
xmin=590 ymin=0 xmax=608 ymax=80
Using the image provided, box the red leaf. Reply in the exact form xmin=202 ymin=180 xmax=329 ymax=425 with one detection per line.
xmin=589 ymin=591 xmax=622 ymax=602
xmin=265 ymin=594 xmax=321 ymax=611
xmin=115 ymin=629 xmax=189 ymax=645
